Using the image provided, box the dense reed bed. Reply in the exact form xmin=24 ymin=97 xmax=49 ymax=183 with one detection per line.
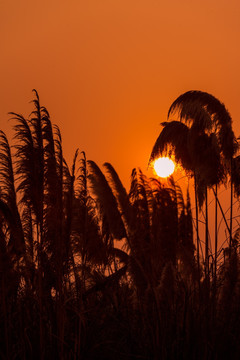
xmin=1 ymin=91 xmax=240 ymax=359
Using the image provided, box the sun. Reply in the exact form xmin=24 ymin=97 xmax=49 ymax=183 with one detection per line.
xmin=153 ymin=157 xmax=175 ymax=178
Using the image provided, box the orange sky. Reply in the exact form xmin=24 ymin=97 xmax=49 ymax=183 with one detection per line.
xmin=1 ymin=0 xmax=240 ymax=189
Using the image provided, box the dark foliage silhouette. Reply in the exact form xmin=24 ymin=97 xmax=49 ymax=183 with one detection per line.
xmin=150 ymin=90 xmax=239 ymax=279
xmin=0 ymin=91 xmax=240 ymax=359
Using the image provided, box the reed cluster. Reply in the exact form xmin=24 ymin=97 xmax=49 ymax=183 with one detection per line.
xmin=0 ymin=91 xmax=240 ymax=359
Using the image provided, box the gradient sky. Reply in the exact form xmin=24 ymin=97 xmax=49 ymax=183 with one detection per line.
xmin=1 ymin=0 xmax=240 ymax=189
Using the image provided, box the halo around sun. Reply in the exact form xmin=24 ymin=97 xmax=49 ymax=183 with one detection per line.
xmin=153 ymin=157 xmax=175 ymax=178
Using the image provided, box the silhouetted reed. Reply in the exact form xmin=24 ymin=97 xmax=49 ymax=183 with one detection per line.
xmin=0 ymin=91 xmax=240 ymax=359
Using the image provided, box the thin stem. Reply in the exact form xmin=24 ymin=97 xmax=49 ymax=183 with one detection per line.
xmin=194 ymin=173 xmax=201 ymax=289
xmin=212 ymin=187 xmax=231 ymax=239
xmin=230 ymin=157 xmax=233 ymax=254
xmin=205 ymin=188 xmax=209 ymax=277
xmin=214 ymin=184 xmax=218 ymax=284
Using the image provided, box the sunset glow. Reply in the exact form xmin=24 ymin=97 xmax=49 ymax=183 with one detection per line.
xmin=0 ymin=0 xmax=239 ymax=188
xmin=153 ymin=157 xmax=175 ymax=178
xmin=1 ymin=0 xmax=240 ymax=356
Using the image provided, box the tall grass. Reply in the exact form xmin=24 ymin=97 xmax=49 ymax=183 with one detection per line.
xmin=0 ymin=92 xmax=240 ymax=359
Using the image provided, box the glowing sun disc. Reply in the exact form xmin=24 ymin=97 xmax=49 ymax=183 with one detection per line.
xmin=153 ymin=157 xmax=175 ymax=178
